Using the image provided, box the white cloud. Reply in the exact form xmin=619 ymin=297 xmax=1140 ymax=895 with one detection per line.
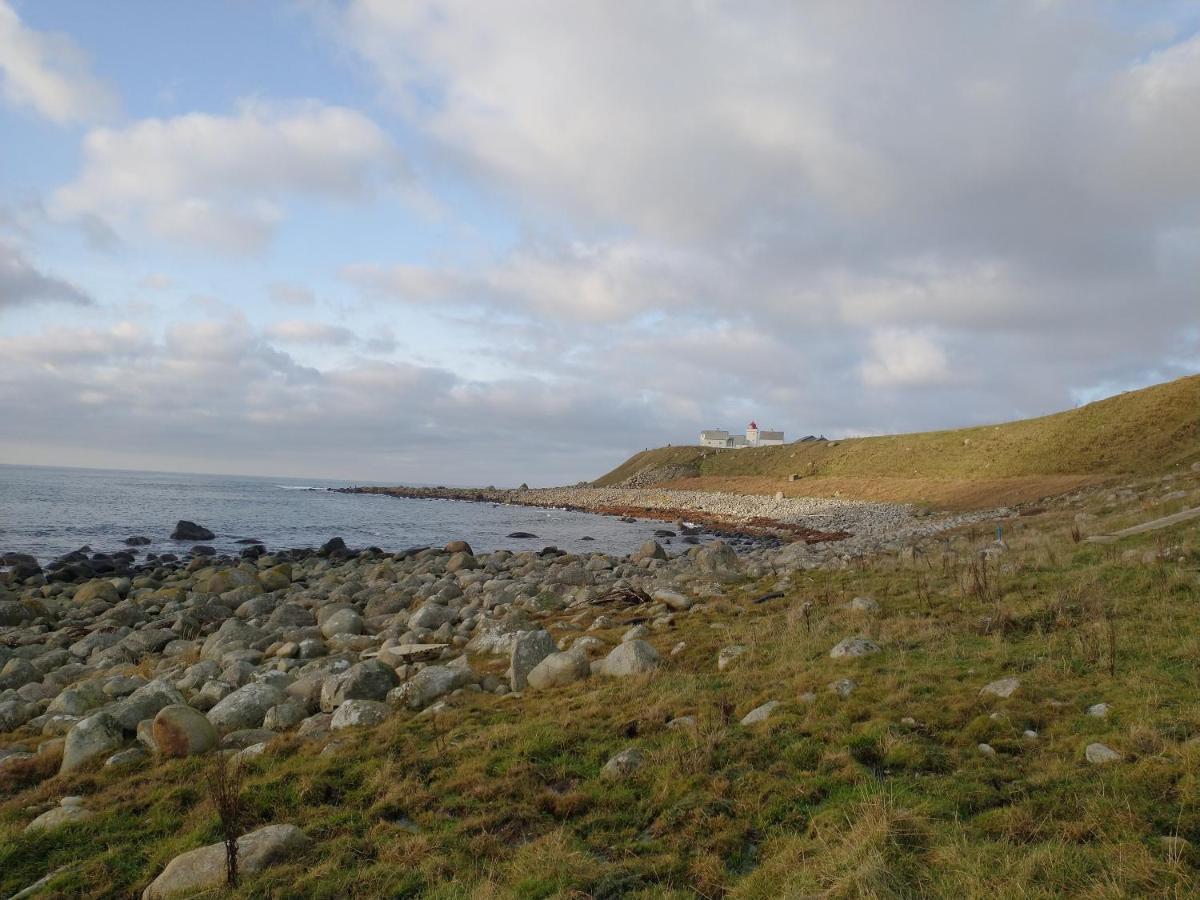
xmin=268 ymin=282 xmax=318 ymax=307
xmin=0 ymin=0 xmax=118 ymax=124
xmin=861 ymin=329 xmax=952 ymax=388
xmin=52 ymin=100 xmax=403 ymax=252
xmin=0 ymin=237 xmax=91 ymax=310
xmin=265 ymin=319 xmax=355 ymax=345
xmin=345 ymin=240 xmax=721 ymax=323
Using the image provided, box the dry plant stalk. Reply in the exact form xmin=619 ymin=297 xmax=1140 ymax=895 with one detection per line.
xmin=205 ymin=752 xmax=248 ymax=887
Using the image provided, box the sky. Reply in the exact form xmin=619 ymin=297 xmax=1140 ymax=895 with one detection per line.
xmin=0 ymin=1 xmax=1198 ymax=485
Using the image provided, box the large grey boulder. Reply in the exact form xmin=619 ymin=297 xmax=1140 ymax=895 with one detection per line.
xmin=142 ymin=824 xmax=311 ymax=900
xmin=152 ymin=705 xmax=218 ymax=757
xmin=389 ymin=665 xmax=467 ymax=710
xmin=1 ymin=698 xmax=36 ymax=731
xmin=651 ymin=589 xmax=693 ymax=611
xmin=632 ymin=540 xmax=667 ymax=562
xmin=409 ymin=601 xmax=457 ymax=631
xmin=201 ymin=619 xmax=266 ymax=659
xmin=0 ymin=657 xmax=38 ymax=690
xmin=112 ymin=680 xmax=186 ymax=732
xmin=320 ymin=608 xmax=365 ymax=638
xmin=206 ymin=682 xmax=286 ymax=733
xmin=0 ymin=600 xmax=35 ymax=626
xmin=828 ymin=636 xmax=882 ymax=659
xmin=170 ymin=520 xmax=215 ymax=541
xmin=1086 ymin=742 xmax=1122 ymax=764
xmin=599 ymin=640 xmax=660 ymax=677
xmin=741 ymin=700 xmax=780 ymax=726
xmin=330 ymin=699 xmax=390 ymax=730
xmin=61 ymin=712 xmax=124 ymax=773
xmin=980 ymin=677 xmax=1020 ymax=699
xmin=526 ymin=649 xmax=590 ymax=690
xmin=601 ymin=747 xmax=645 ymax=779
xmin=319 ymin=660 xmax=400 ymax=712
xmin=695 ymin=541 xmax=740 ymax=576
xmin=25 ymin=797 xmax=94 ymax=833
xmin=509 ymin=630 xmax=557 ymax=691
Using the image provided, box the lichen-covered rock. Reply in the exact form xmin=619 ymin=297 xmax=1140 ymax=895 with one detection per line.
xmin=828 ymin=636 xmax=881 ymax=659
xmin=73 ymin=580 xmax=120 ymax=604
xmin=330 ymin=699 xmax=390 ymax=730
xmin=509 ymin=629 xmax=557 ymax=691
xmin=319 ymin=660 xmax=399 ymax=712
xmin=980 ymin=677 xmax=1021 ymax=699
xmin=142 ymin=824 xmax=311 ymax=900
xmin=25 ymin=797 xmax=94 ymax=833
xmin=152 ymin=704 xmax=218 ymax=757
xmin=61 ymin=712 xmax=124 ymax=773
xmin=601 ymin=746 xmax=645 ymax=779
xmin=206 ymin=682 xmax=286 ymax=733
xmin=526 ymin=649 xmax=590 ymax=690
xmin=599 ymin=640 xmax=660 ymax=677
xmin=389 ymin=665 xmax=467 ymax=710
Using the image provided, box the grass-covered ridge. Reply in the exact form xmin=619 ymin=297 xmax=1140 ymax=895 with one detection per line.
xmin=3 ymin=471 xmax=1200 ymax=896
xmin=595 ymin=374 xmax=1200 ymax=508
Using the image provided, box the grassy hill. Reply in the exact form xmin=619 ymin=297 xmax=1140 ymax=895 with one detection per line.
xmin=596 ymin=375 xmax=1200 ymax=508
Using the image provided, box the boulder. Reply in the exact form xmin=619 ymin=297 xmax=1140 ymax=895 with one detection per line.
xmin=61 ymin=712 xmax=124 ymax=773
xmin=206 ymin=682 xmax=286 ymax=733
xmin=152 ymin=705 xmax=218 ymax=757
xmin=741 ymin=700 xmax=780 ymax=726
xmin=112 ymin=680 xmax=186 ymax=732
xmin=651 ymin=589 xmax=693 ymax=611
xmin=632 ymin=540 xmax=667 ymax=562
xmin=142 ymin=824 xmax=311 ymax=900
xmin=444 ymin=540 xmax=473 ymax=555
xmin=509 ymin=629 xmax=558 ymax=691
xmin=980 ymin=677 xmax=1021 ymax=699
xmin=599 ymin=640 xmax=660 ymax=677
xmin=526 ymin=650 xmax=590 ymax=690
xmin=320 ymin=608 xmax=365 ymax=638
xmin=330 ymin=699 xmax=390 ymax=730
xmin=171 ymin=520 xmax=215 ymax=541
xmin=389 ymin=665 xmax=468 ymax=710
xmin=25 ymin=797 xmax=94 ymax=833
xmin=74 ymin=580 xmax=120 ymax=604
xmin=258 ymin=564 xmax=292 ymax=592
xmin=601 ymin=746 xmax=645 ymax=779
xmin=828 ymin=636 xmax=881 ymax=659
xmin=445 ymin=552 xmax=478 ymax=573
xmin=408 ymin=602 xmax=456 ymax=631
xmin=319 ymin=660 xmax=399 ymax=712
xmin=695 ymin=541 xmax=740 ymax=576
xmin=717 ymin=645 xmax=747 ymax=671
xmin=1085 ymin=742 xmax=1122 ymax=764
xmin=0 ymin=600 xmax=36 ymax=626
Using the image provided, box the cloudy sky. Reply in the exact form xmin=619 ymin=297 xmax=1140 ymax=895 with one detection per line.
xmin=1 ymin=1 xmax=1197 ymax=484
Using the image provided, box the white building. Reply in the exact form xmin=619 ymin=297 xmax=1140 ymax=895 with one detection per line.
xmin=700 ymin=421 xmax=785 ymax=449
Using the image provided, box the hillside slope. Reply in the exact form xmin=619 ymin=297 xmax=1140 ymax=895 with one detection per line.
xmin=595 ymin=374 xmax=1200 ymax=508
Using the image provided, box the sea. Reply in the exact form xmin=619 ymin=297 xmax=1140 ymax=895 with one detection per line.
xmin=0 ymin=464 xmax=686 ymax=564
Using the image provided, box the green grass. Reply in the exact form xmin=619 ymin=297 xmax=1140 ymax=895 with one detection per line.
xmin=3 ymin=469 xmax=1200 ymax=896
xmin=594 ymin=373 xmax=1200 ymax=493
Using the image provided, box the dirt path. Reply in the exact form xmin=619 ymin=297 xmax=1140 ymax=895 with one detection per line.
xmin=1085 ymin=507 xmax=1200 ymax=543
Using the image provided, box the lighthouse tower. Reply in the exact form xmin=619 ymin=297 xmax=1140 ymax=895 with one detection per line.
xmin=746 ymin=421 xmax=759 ymax=444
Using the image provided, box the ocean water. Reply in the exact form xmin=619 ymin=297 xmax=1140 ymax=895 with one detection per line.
xmin=0 ymin=464 xmax=687 ymax=563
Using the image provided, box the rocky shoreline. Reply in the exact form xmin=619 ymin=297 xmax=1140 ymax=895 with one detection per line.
xmin=335 ymin=484 xmax=999 ymax=552
xmin=0 ymin=497 xmax=1005 ymax=894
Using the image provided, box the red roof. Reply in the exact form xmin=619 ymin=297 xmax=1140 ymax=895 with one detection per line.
xmin=749 ymin=421 xmax=758 ymax=429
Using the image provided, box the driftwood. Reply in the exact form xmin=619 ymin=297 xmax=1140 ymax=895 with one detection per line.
xmin=594 ymin=586 xmax=653 ymax=606
xmin=752 ymin=591 xmax=786 ymax=605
